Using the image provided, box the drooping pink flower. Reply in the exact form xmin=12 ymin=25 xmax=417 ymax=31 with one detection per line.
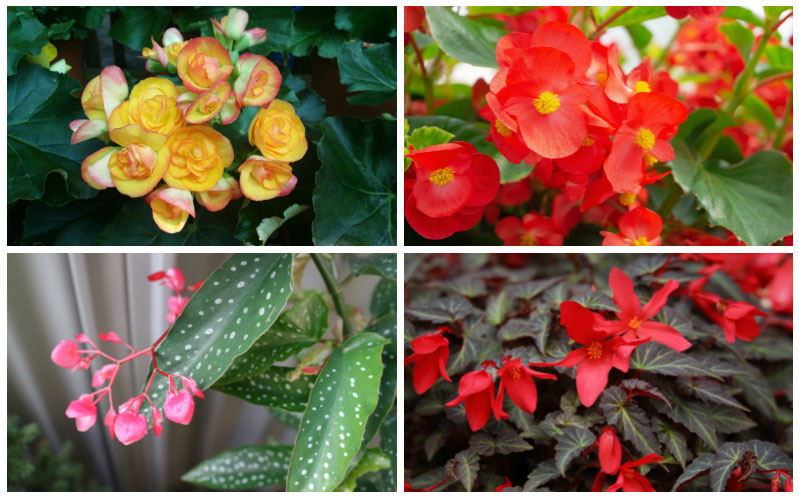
xmin=149 ymin=268 xmax=186 ymax=292
xmin=51 ymin=340 xmax=81 ymax=369
xmin=181 ymin=376 xmax=205 ymax=399
xmin=152 ymin=408 xmax=164 ymax=437
xmin=91 ymin=364 xmax=119 ymax=388
xmin=167 ymin=295 xmax=190 ymax=322
xmin=114 ymin=411 xmax=148 ymax=445
xmin=598 ymin=427 xmax=622 ymax=475
xmin=104 ymin=407 xmax=116 ymax=439
xmin=164 ymin=389 xmax=195 ymax=425
xmin=97 ymin=331 xmax=121 ymax=343
xmin=65 ymin=394 xmax=98 ymax=432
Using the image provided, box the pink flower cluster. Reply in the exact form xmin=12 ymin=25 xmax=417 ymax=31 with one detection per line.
xmin=147 ymin=267 xmax=203 ymax=322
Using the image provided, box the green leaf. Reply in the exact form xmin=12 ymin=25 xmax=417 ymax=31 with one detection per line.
xmin=734 ymin=363 xmax=778 ymax=419
xmin=626 ymin=24 xmax=652 ymax=51
xmin=571 ymin=290 xmax=617 ymax=311
xmin=657 ymin=392 xmax=718 ymax=450
xmin=710 ymin=442 xmax=747 ymax=491
xmin=747 ymin=440 xmax=792 ymax=470
xmin=620 ymin=378 xmax=671 ymax=408
xmin=269 ymin=407 xmax=302 ymax=430
xmin=406 ymin=295 xmax=477 ymax=323
xmin=554 ymin=426 xmax=595 ymax=476
xmin=719 ymin=21 xmax=754 ymax=62
xmin=721 ymin=7 xmax=764 ymax=27
xmin=764 ymin=6 xmax=792 ymax=20
xmin=334 ymin=6 xmax=396 ymax=42
xmin=446 ymin=320 xmax=500 ymax=376
xmin=215 ymin=292 xmax=328 ymax=386
xmin=624 ymin=254 xmax=669 ymax=277
xmin=348 ymin=253 xmax=397 ymax=280
xmin=424 ymin=6 xmax=501 ymax=68
xmin=630 ymin=342 xmax=719 ymax=378
xmin=523 ymin=460 xmax=560 ymax=491
xmin=445 ymin=449 xmax=480 ymax=492
xmin=407 ymin=126 xmax=455 ymax=150
xmin=741 ymin=93 xmax=777 ymax=131
xmin=182 ymin=445 xmax=291 ymax=490
xmin=289 ymin=7 xmax=347 ymax=58
xmin=676 ymin=377 xmax=748 ymax=411
xmin=497 ymin=318 xmax=536 ymax=342
xmin=8 ymin=8 xmax=48 ymax=76
xmin=672 ymin=452 xmax=713 ymax=491
xmin=668 ymin=151 xmax=792 ymax=246
xmin=485 ymin=290 xmax=510 ymax=326
xmin=708 ymin=404 xmax=756 ymax=434
xmin=468 ymin=431 xmax=532 ymax=456
xmin=337 ymin=41 xmax=396 ymax=105
xmin=140 ymin=254 xmax=293 ymax=420
xmin=246 ymin=7 xmax=296 ymax=54
xmin=599 ymin=386 xmax=660 ymax=456
xmin=380 ymin=408 xmax=397 ymax=490
xmin=214 ymin=366 xmax=314 ymax=410
xmin=8 ymin=64 xmax=103 ymax=203
xmin=312 ymin=116 xmax=396 ymax=246
xmin=19 ymin=190 xmax=124 ymax=245
xmin=506 ymin=277 xmax=564 ymax=300
xmin=653 ymin=416 xmax=688 ymax=469
xmin=370 ymin=278 xmax=396 ymax=317
xmin=764 ymin=44 xmax=792 ymax=71
xmin=286 ymin=333 xmax=388 ymax=492
xmin=335 ymin=447 xmax=391 ymax=492
xmin=256 ymin=204 xmax=310 ymax=244
xmin=602 ymin=6 xmax=667 ymax=27
xmin=108 ymin=6 xmax=171 ymax=50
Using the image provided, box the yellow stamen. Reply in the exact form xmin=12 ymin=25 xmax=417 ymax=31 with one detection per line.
xmin=494 ymin=119 xmax=512 ymax=138
xmin=634 ymin=128 xmax=655 ymax=151
xmin=586 ymin=341 xmax=603 ymax=360
xmin=618 ymin=192 xmax=637 ymax=206
xmin=533 ymin=91 xmax=560 ymax=115
xmin=632 ymin=237 xmax=650 ymax=246
xmin=429 ymin=167 xmax=455 ymax=186
xmin=634 ymin=80 xmax=651 ymax=94
xmin=582 ymin=135 xmax=596 ymax=147
xmin=643 ymin=152 xmax=658 ymax=166
xmin=628 ymin=316 xmax=643 ymax=329
xmin=509 ymin=368 xmax=522 ymax=379
xmin=596 ymin=73 xmax=608 ymax=86
xmin=519 ymin=233 xmax=537 ymax=246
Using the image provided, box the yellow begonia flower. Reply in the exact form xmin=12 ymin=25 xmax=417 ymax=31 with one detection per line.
xmin=233 ymin=53 xmax=281 ymax=108
xmin=238 ymin=156 xmax=297 ymax=201
xmin=107 ymin=124 xmax=171 ymax=198
xmin=71 ymin=66 xmax=128 ymax=145
xmin=184 ymin=80 xmax=231 ymax=124
xmin=248 ymin=99 xmax=308 ymax=162
xmin=109 ymin=77 xmax=185 ymax=136
xmin=176 ymin=37 xmax=233 ymax=93
xmin=81 ymin=146 xmax=118 ymax=190
xmin=146 ymin=186 xmax=195 ymax=233
xmin=195 ymin=173 xmax=242 ymax=212
xmin=164 ymin=125 xmax=233 ymax=192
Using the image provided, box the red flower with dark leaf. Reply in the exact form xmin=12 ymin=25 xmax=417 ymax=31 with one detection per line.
xmin=492 ymin=356 xmax=556 ymax=419
xmin=601 ymin=207 xmax=663 ymax=246
xmin=445 ymin=361 xmax=497 ymax=432
xmin=405 ymin=142 xmax=500 ymax=240
xmin=605 ymin=453 xmax=663 ymax=491
xmin=598 ymin=427 xmax=622 ymax=475
xmin=595 ymin=268 xmax=691 ymax=352
xmin=404 ymin=326 xmax=452 ymax=394
xmin=692 ymin=292 xmax=767 ymax=343
xmin=495 ymin=213 xmax=564 ymax=246
xmin=493 ymin=476 xmax=513 ymax=492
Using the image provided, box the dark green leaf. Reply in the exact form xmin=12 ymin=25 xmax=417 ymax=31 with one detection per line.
xmin=531 ymin=313 xmax=552 ymax=356
xmin=657 ymin=392 xmax=718 ymax=450
xmin=370 ymin=278 xmax=397 ymax=317
xmin=312 ymin=116 xmax=396 ymax=246
xmin=406 ymin=295 xmax=477 ymax=323
xmin=710 ymin=442 xmax=747 ymax=491
xmin=109 ymin=6 xmax=171 ymax=50
xmin=337 ymin=41 xmax=396 ymax=105
xmin=424 ymin=6 xmax=501 ymax=68
xmin=747 ymin=440 xmax=792 ymax=471
xmin=485 ymin=291 xmax=510 ymax=326
xmin=734 ymin=363 xmax=778 ymax=419
xmin=246 ymin=7 xmax=296 ymax=54
xmin=668 ymin=151 xmax=792 ymax=246
xmin=182 ymin=445 xmax=291 ymax=490
xmin=624 ymin=254 xmax=669 ymax=277
xmin=630 ymin=342 xmax=719 ymax=378
xmin=447 ymin=321 xmax=500 ymax=376
xmin=348 ymin=253 xmax=397 ymax=280
xmin=708 ymin=404 xmax=757 ymax=434
xmin=380 ymin=408 xmax=397 ymax=490
xmin=468 ymin=431 xmax=532 ymax=456
xmin=672 ymin=452 xmax=713 ymax=491
xmin=214 ymin=366 xmax=314 ymax=411
xmin=554 ymin=426 xmax=595 ymax=476
xmin=523 ymin=460 xmax=560 ymax=491
xmin=425 ymin=430 xmax=448 ymax=461
xmin=289 ymin=7 xmax=347 ymax=58
xmin=741 ymin=93 xmax=777 ymax=131
xmin=506 ymin=277 xmax=564 ymax=300
xmin=571 ymin=290 xmax=617 ymax=311
xmin=8 ymin=8 xmax=49 ymax=75
xmin=653 ymin=416 xmax=688 ymax=469
xmin=599 ymin=386 xmax=660 ymax=456
xmin=446 ymin=449 xmax=480 ymax=492
xmin=719 ymin=21 xmax=754 ymax=62
xmin=20 ymin=191 xmax=124 ymax=245
xmin=676 ymin=377 xmax=749 ymax=411
xmin=334 ymin=6 xmax=396 ymax=42
xmin=435 ymin=276 xmax=487 ymax=298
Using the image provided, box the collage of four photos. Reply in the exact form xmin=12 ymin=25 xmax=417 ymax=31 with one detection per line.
xmin=5 ymin=4 xmax=795 ymax=493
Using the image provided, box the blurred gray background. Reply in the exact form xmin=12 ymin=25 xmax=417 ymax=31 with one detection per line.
xmin=7 ymin=253 xmax=380 ymax=491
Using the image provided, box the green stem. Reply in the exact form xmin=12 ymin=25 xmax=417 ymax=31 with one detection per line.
xmin=657 ymin=185 xmax=683 ymax=219
xmin=588 ymin=6 xmax=632 ymax=40
xmin=311 ymin=254 xmax=356 ymax=339
xmin=410 ymin=34 xmax=435 ymax=115
xmin=773 ymin=95 xmax=791 ymax=150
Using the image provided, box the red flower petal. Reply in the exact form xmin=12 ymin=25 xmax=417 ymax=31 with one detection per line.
xmin=619 ymin=207 xmax=662 ymax=242
xmin=639 ymin=280 xmax=679 ymax=321
xmin=530 ymin=21 xmax=592 ymax=78
xmin=560 ymin=301 xmax=605 ymax=345
xmin=518 ymin=104 xmax=587 ymax=159
xmin=598 ymin=427 xmax=622 ymax=475
xmin=635 ymin=321 xmax=691 ymax=352
xmin=464 ymin=388 xmax=493 ymax=431
xmin=608 ymin=268 xmax=641 ymax=322
xmin=575 ymin=354 xmax=613 ymax=407
xmin=604 ymin=133 xmax=644 ymax=193
xmin=464 ymin=153 xmax=500 ymax=207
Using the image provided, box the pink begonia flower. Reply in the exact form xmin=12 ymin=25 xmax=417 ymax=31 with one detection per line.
xmin=114 ymin=411 xmax=148 ymax=445
xmin=92 ymin=364 xmax=119 ymax=388
xmin=73 ymin=333 xmax=90 ymax=343
xmin=164 ymin=389 xmax=195 ymax=425
xmin=152 ymin=408 xmax=164 ymax=437
xmin=51 ymin=340 xmax=81 ymax=369
xmin=181 ymin=376 xmax=205 ymax=399
xmin=167 ymin=295 xmax=190 ymax=322
xmin=66 ymin=394 xmax=97 ymax=432
xmin=97 ymin=331 xmax=121 ymax=343
xmin=104 ymin=407 xmax=116 ymax=438
xmin=148 ymin=268 xmax=186 ymax=292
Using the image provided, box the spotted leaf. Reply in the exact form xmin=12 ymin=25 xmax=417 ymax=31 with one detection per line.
xmin=286 ymin=332 xmax=389 ymax=492
xmin=214 ymin=366 xmax=315 ymax=412
xmin=182 ymin=444 xmax=292 ymax=490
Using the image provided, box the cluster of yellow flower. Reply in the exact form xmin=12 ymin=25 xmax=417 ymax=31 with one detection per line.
xmin=70 ymin=8 xmax=307 ymax=233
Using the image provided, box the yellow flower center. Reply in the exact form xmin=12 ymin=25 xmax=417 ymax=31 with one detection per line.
xmin=520 ymin=233 xmax=537 ymax=246
xmin=509 ymin=367 xmax=522 ymax=380
xmin=634 ymin=80 xmax=651 ymax=94
xmin=634 ymin=128 xmax=655 ymax=151
xmin=533 ymin=91 xmax=560 ymax=115
xmin=582 ymin=135 xmax=596 ymax=147
xmin=643 ymin=152 xmax=658 ymax=166
xmin=596 ymin=73 xmax=608 ymax=86
xmin=628 ymin=316 xmax=643 ymax=329
xmin=429 ymin=167 xmax=455 ymax=186
xmin=586 ymin=341 xmax=603 ymax=360
xmin=494 ymin=119 xmax=512 ymax=138
xmin=632 ymin=237 xmax=650 ymax=246
xmin=716 ymin=301 xmax=728 ymax=312
xmin=618 ymin=192 xmax=637 ymax=206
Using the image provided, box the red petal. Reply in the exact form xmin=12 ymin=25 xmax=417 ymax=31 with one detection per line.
xmin=411 ymin=333 xmax=449 ymax=354
xmin=530 ymin=21 xmax=591 ymax=78
xmin=413 ymin=167 xmax=473 ymax=218
xmin=576 ymin=355 xmax=613 ymax=407
xmin=464 ymin=388 xmax=493 ymax=431
xmin=625 ymin=92 xmax=689 ymax=135
xmin=504 ymin=374 xmax=538 ymax=413
xmin=599 ymin=428 xmax=622 ymax=475
xmin=604 ymin=133 xmax=644 ymax=193
xmin=405 ymin=197 xmax=483 ymax=240
xmin=495 ymin=217 xmax=525 ymax=244
xmin=518 ymin=104 xmax=587 ymax=159
xmin=639 ymin=280 xmax=679 ymax=321
xmin=412 ymin=353 xmax=442 ymax=394
xmin=618 ymin=207 xmax=662 ymax=242
xmin=636 ymin=321 xmax=691 ymax=352
xmin=608 ymin=268 xmax=641 ymax=322
xmin=560 ymin=301 xmax=605 ymax=345
xmin=464 ymin=153 xmax=500 ymax=207
xmin=505 ymin=46 xmax=575 ymax=92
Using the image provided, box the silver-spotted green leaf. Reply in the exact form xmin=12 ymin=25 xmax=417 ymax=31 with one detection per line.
xmin=710 ymin=442 xmax=747 ymax=492
xmin=445 ymin=449 xmax=480 ymax=492
xmin=747 ymin=440 xmax=793 ymax=470
xmin=554 ymin=426 xmax=595 ymax=476
xmin=523 ymin=460 xmax=560 ymax=491
xmin=672 ymin=452 xmax=714 ymax=491
xmin=269 ymin=407 xmax=302 ymax=430
xmin=380 ymin=407 xmax=397 ymax=490
xmin=629 ymin=342 xmax=720 ymax=379
xmin=286 ymin=332 xmax=388 ymax=492
xmin=335 ymin=447 xmax=391 ymax=492
xmin=182 ymin=445 xmax=292 ymax=490
xmin=215 ymin=292 xmax=328 ymax=386
xmin=599 ymin=386 xmax=660 ymax=456
xmin=708 ymin=404 xmax=756 ymax=434
xmin=676 ymin=377 xmax=749 ymax=411
xmin=370 ymin=278 xmax=396 ymax=317
xmin=214 ymin=366 xmax=314 ymax=411
xmin=653 ymin=416 xmax=688 ymax=469
xmin=142 ymin=254 xmax=293 ymax=419
xmin=347 ymin=253 xmax=397 ymax=280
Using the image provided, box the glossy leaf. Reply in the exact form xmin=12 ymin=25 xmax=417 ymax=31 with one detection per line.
xmin=407 ymin=126 xmax=455 ymax=151
xmin=710 ymin=442 xmax=747 ymax=491
xmin=497 ymin=319 xmax=536 ymax=342
xmin=672 ymin=453 xmax=714 ymax=491
xmin=335 ymin=447 xmax=391 ymax=491
xmin=485 ymin=290 xmax=510 ymax=326
xmin=8 ymin=9 xmax=49 ymax=75
xmin=370 ymin=278 xmax=396 ymax=318
xmin=312 ymin=116 xmax=396 ymax=246
xmin=747 ymin=440 xmax=792 ymax=470
xmin=214 ymin=366 xmax=314 ymax=411
xmin=708 ymin=404 xmax=757 ymax=434
xmin=140 ymin=254 xmax=293 ymax=419
xmin=380 ymin=407 xmax=397 ymax=490
xmin=182 ymin=445 xmax=292 ymax=490
xmin=601 ymin=6 xmax=666 ymax=27
xmin=523 ymin=460 xmax=560 ymax=491
xmin=334 ymin=6 xmax=396 ymax=42
xmin=286 ymin=333 xmax=388 ymax=492
xmin=630 ymin=342 xmax=720 ymax=379
xmin=657 ymin=391 xmax=719 ymax=450
xmin=676 ymin=377 xmax=748 ymax=411
xmin=446 ymin=449 xmax=480 ymax=491
xmin=108 ymin=6 xmax=171 ymax=50
xmin=571 ymin=290 xmax=618 ymax=311
xmin=406 ymin=295 xmax=478 ymax=323
xmin=653 ymin=416 xmax=688 ymax=469
xmin=347 ymin=253 xmax=397 ymax=280
xmin=289 ymin=7 xmax=347 ymax=58
xmin=719 ymin=21 xmax=754 ymax=62
xmin=554 ymin=426 xmax=595 ymax=476
xmin=599 ymin=386 xmax=660 ymax=456
xmin=425 ymin=6 xmax=501 ymax=68
xmin=468 ymin=430 xmax=533 ymax=456
xmin=337 ymin=41 xmax=396 ymax=105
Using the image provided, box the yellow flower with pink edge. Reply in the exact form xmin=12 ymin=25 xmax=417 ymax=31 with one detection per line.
xmin=81 ymin=146 xmax=117 ymax=190
xmin=248 ymin=99 xmax=308 ymax=162
xmin=146 ymin=186 xmax=195 ymax=233
xmin=142 ymin=28 xmax=186 ymax=72
xmin=184 ymin=80 xmax=231 ymax=124
xmin=108 ymin=77 xmax=185 ymax=136
xmin=164 ymin=125 xmax=233 ymax=192
xmin=233 ymin=53 xmax=281 ymax=108
xmin=107 ymin=124 xmax=171 ymax=198
xmin=238 ymin=156 xmax=297 ymax=201
xmin=176 ymin=37 xmax=233 ymax=93
xmin=195 ymin=174 xmax=242 ymax=212
xmin=70 ymin=65 xmax=128 ymax=144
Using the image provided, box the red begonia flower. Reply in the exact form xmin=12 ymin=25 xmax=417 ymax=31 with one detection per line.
xmin=493 ymin=356 xmax=556 ymax=419
xmin=478 ymin=104 xmax=539 ymax=165
xmin=405 ymin=142 xmax=500 ymax=239
xmin=595 ymin=268 xmax=691 ymax=352
xmin=665 ymin=6 xmax=726 ymax=21
xmin=692 ymin=292 xmax=767 ymax=343
xmin=495 ymin=213 xmax=564 ymax=246
xmin=605 ymin=453 xmax=663 ymax=492
xmin=604 ymin=92 xmax=687 ymax=193
xmin=445 ymin=362 xmax=496 ymax=432
xmin=769 ymin=257 xmax=792 ymax=314
xmin=601 ymin=207 xmax=663 ymax=246
xmin=530 ymin=301 xmax=648 ymax=407
xmin=404 ymin=327 xmax=452 ymax=394
xmin=405 ymin=6 xmax=426 ymax=33
xmin=598 ymin=427 xmax=622 ymax=475
xmin=493 ymin=476 xmax=513 ymax=492
xmin=503 ymin=6 xmax=570 ymax=34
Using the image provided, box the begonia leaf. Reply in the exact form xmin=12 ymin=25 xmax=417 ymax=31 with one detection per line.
xmin=709 ymin=441 xmax=747 ymax=491
xmin=746 ymin=440 xmax=792 ymax=470
xmin=424 ymin=6 xmax=501 ymax=68
xmin=599 ymin=386 xmax=660 ymax=456
xmin=485 ymin=290 xmax=510 ymax=325
xmin=182 ymin=445 xmax=292 ymax=490
xmin=335 ymin=447 xmax=391 ymax=492
xmin=653 ymin=416 xmax=689 ymax=469
xmin=108 ymin=6 xmax=171 ymax=51
xmin=337 ymin=41 xmax=396 ymax=106
xmin=676 ymin=377 xmax=748 ymax=411
xmin=445 ymin=449 xmax=480 ymax=491
xmin=708 ymin=404 xmax=757 ymax=434
xmin=630 ymin=342 xmax=720 ymax=379
xmin=406 ymin=295 xmax=478 ymax=323
xmin=523 ymin=460 xmax=560 ymax=491
xmin=672 ymin=452 xmax=714 ymax=491
xmin=289 ymin=7 xmax=347 ymax=58
xmin=656 ymin=387 xmax=719 ymax=450
xmin=380 ymin=407 xmax=397 ymax=490
xmin=554 ymin=426 xmax=595 ymax=476
xmin=8 ymin=8 xmax=48 ymax=76
xmin=347 ymin=253 xmax=397 ymax=280
xmin=214 ymin=366 xmax=314 ymax=411
xmin=370 ymin=278 xmax=397 ymax=317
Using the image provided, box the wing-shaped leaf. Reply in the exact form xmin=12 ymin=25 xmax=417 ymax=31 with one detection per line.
xmin=497 ymin=319 xmax=535 ymax=342
xmin=469 ymin=431 xmax=533 ymax=456
xmin=625 ymin=254 xmax=669 ymax=276
xmin=406 ymin=295 xmax=478 ymax=323
xmin=182 ymin=445 xmax=292 ymax=490
xmin=653 ymin=416 xmax=688 ymax=469
xmin=676 ymin=377 xmax=749 ymax=411
xmin=554 ymin=426 xmax=595 ymax=476
xmin=630 ymin=342 xmax=720 ymax=379
xmin=445 ymin=449 xmax=480 ymax=491
xmin=571 ymin=290 xmax=618 ymax=311
xmin=424 ymin=6 xmax=501 ymax=68
xmin=335 ymin=447 xmax=391 ymax=492
xmin=142 ymin=254 xmax=293 ymax=420
xmin=708 ymin=404 xmax=757 ymax=434
xmin=347 ymin=253 xmax=397 ymax=280
xmin=523 ymin=460 xmax=560 ymax=491
xmin=734 ymin=363 xmax=778 ymax=419
xmin=599 ymin=386 xmax=660 ymax=456
xmin=657 ymin=392 xmax=719 ymax=450
xmin=672 ymin=452 xmax=714 ymax=491
xmin=506 ymin=277 xmax=563 ymax=300
xmin=214 ymin=367 xmax=314 ymax=411
xmin=747 ymin=440 xmax=793 ymax=471
xmin=286 ymin=332 xmax=388 ymax=492
xmin=485 ymin=291 xmax=510 ymax=326
xmin=710 ymin=442 xmax=747 ymax=492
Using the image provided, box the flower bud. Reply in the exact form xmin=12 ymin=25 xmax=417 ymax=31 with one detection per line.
xmin=66 ymin=394 xmax=98 ymax=432
xmin=51 ymin=340 xmax=80 ymax=369
xmin=164 ymin=389 xmax=195 ymax=425
xmin=114 ymin=411 xmax=148 ymax=445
